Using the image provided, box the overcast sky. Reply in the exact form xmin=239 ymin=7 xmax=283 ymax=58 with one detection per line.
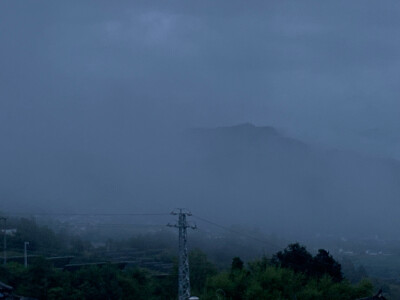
xmin=2 ymin=1 xmax=400 ymax=157
xmin=1 ymin=0 xmax=400 ymax=211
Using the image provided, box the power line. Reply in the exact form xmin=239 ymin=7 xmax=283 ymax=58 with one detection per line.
xmin=192 ymin=214 xmax=281 ymax=251
xmin=70 ymin=223 xmax=167 ymax=227
xmin=5 ymin=210 xmax=283 ymax=254
xmin=5 ymin=213 xmax=169 ymax=217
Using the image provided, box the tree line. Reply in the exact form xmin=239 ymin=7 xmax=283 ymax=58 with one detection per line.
xmin=0 ymin=216 xmax=376 ymax=299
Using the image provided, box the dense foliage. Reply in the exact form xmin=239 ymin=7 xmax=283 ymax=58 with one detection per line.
xmin=202 ymin=254 xmax=373 ymax=300
xmin=0 ymin=249 xmax=374 ymax=300
xmin=0 ymin=259 xmax=175 ymax=300
xmin=272 ymin=243 xmax=343 ymax=282
xmin=0 ymin=217 xmax=377 ymax=299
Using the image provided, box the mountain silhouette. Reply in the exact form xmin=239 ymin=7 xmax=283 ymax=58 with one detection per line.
xmin=178 ymin=123 xmax=400 ymax=237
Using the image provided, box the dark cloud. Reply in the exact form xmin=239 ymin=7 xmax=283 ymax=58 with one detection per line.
xmin=1 ymin=1 xmax=400 ymax=216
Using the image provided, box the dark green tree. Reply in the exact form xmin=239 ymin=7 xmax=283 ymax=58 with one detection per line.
xmin=189 ymin=249 xmax=217 ymax=295
xmin=312 ymin=249 xmax=343 ymax=282
xmin=231 ymin=257 xmax=244 ymax=271
xmin=272 ymin=243 xmax=313 ymax=275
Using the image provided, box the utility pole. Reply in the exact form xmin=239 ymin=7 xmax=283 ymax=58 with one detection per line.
xmin=0 ymin=217 xmax=6 ymax=265
xmin=24 ymin=242 xmax=29 ymax=268
xmin=168 ymin=209 xmax=196 ymax=300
